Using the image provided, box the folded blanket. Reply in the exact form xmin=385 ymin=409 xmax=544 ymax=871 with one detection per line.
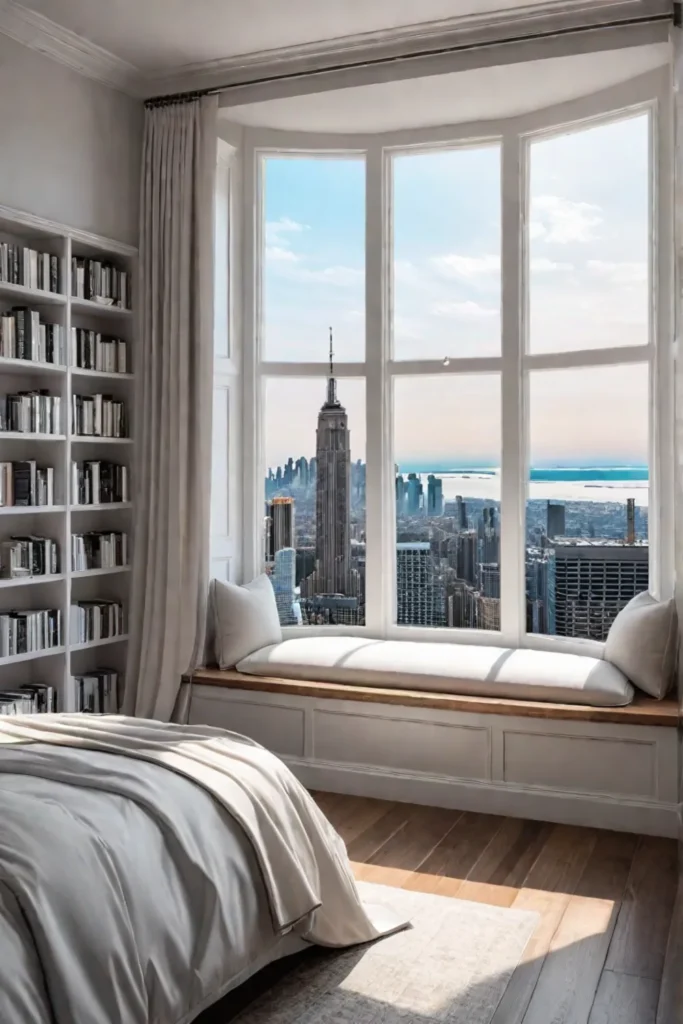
xmin=0 ymin=714 xmax=405 ymax=947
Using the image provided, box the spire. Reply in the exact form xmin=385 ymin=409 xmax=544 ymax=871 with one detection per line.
xmin=326 ymin=326 xmax=339 ymax=406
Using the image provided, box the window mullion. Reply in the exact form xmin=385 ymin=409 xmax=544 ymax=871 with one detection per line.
xmin=500 ymin=131 xmax=526 ymax=645
xmin=242 ymin=140 xmax=261 ymax=583
xmin=364 ymin=144 xmax=391 ymax=635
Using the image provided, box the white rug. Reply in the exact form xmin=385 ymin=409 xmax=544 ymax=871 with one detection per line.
xmin=235 ymin=882 xmax=539 ymax=1024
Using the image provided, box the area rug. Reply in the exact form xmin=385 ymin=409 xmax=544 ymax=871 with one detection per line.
xmin=233 ymin=882 xmax=539 ymax=1024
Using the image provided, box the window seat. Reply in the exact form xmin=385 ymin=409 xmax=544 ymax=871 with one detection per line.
xmin=189 ymin=666 xmax=677 ymax=727
xmin=232 ymin=637 xmax=637 ymax=708
xmin=187 ymin=640 xmax=678 ymax=838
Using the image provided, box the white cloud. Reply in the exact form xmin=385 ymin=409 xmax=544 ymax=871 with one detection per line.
xmin=431 ymin=300 xmax=498 ymax=319
xmin=586 ymin=260 xmax=648 ymax=285
xmin=529 ymin=257 xmax=574 ymax=273
xmin=266 ymin=245 xmax=300 ymax=263
xmin=432 ymin=253 xmax=500 ymax=278
xmin=531 ymin=195 xmax=603 ymax=244
xmin=265 ymin=216 xmax=306 ymax=246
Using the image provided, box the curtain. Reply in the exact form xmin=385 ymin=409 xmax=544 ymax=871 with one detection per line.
xmin=123 ymin=95 xmax=217 ymax=721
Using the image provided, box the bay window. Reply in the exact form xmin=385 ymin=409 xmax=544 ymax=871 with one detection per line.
xmin=234 ymin=66 xmax=672 ymax=654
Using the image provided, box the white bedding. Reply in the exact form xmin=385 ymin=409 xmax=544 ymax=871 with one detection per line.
xmin=0 ymin=715 xmax=405 ymax=1024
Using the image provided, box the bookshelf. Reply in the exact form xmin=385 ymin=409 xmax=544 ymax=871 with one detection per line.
xmin=0 ymin=205 xmax=136 ymax=713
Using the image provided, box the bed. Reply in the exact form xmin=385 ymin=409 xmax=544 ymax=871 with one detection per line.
xmin=0 ymin=715 xmax=403 ymax=1024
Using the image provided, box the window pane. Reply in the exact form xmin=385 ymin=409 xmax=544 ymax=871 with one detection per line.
xmin=392 ymin=146 xmax=501 ymax=360
xmin=394 ymin=375 xmax=501 ymax=629
xmin=526 ymin=364 xmax=649 ymax=640
xmin=529 ymin=114 xmax=649 ymax=354
xmin=263 ymin=156 xmax=365 ymax=362
xmin=264 ymin=376 xmax=366 ymax=625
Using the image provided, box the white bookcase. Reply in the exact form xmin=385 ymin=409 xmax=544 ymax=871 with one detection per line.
xmin=0 ymin=205 xmax=136 ymax=712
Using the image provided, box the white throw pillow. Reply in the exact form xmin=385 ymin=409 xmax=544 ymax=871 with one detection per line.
xmin=212 ymin=575 xmax=282 ymax=670
xmin=604 ymin=591 xmax=678 ymax=700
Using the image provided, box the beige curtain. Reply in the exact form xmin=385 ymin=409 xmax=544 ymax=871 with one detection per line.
xmin=123 ymin=95 xmax=217 ymax=721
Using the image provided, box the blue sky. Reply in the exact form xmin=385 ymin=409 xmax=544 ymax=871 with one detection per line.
xmin=263 ymin=112 xmax=650 ymax=470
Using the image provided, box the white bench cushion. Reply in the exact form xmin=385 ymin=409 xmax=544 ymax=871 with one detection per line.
xmin=236 ymin=637 xmax=634 ymax=708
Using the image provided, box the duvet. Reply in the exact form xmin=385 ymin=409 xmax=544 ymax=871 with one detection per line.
xmin=0 ymin=715 xmax=404 ymax=1024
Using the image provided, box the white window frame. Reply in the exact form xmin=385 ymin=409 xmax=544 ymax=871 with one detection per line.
xmin=236 ymin=67 xmax=673 ymax=656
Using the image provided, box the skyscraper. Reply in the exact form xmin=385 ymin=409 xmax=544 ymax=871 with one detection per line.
xmin=456 ymin=495 xmax=468 ymax=530
xmin=626 ymin=498 xmax=636 ymax=545
xmin=406 ymin=474 xmax=423 ymax=515
xmin=396 ymin=542 xmax=445 ymax=626
xmin=265 ymin=496 xmax=294 ymax=562
xmin=427 ymin=475 xmax=444 ymax=516
xmin=552 ymin=541 xmax=648 ymax=641
xmin=307 ymin=329 xmax=352 ymax=595
xmin=547 ymin=501 xmax=566 ymax=539
xmin=272 ymin=547 xmax=297 ymax=625
xmin=396 ymin=474 xmax=407 ymax=516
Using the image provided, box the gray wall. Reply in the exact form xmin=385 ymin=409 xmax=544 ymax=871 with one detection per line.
xmin=0 ymin=35 xmax=143 ymax=245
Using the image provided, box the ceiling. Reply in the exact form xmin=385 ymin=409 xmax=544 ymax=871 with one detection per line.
xmin=15 ymin=0 xmax=585 ymax=74
xmin=221 ymin=44 xmax=668 ymax=133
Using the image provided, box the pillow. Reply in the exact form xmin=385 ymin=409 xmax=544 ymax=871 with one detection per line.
xmin=212 ymin=575 xmax=283 ymax=670
xmin=604 ymin=591 xmax=678 ymax=699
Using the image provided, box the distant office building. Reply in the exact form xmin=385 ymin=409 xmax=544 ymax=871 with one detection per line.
xmin=396 ymin=542 xmax=445 ymax=626
xmin=552 ymin=541 xmax=648 ymax=641
xmin=265 ymin=496 xmax=295 ymax=562
xmin=626 ymin=498 xmax=636 ymax=545
xmin=272 ymin=547 xmax=297 ymax=625
xmin=479 ymin=563 xmax=501 ymax=599
xmin=396 ymin=474 xmax=407 ymax=516
xmin=526 ymin=548 xmax=557 ymax=635
xmin=427 ymin=475 xmax=444 ymax=517
xmin=477 ymin=595 xmax=500 ymax=631
xmin=406 ymin=474 xmax=423 ymax=515
xmin=547 ymin=501 xmax=566 ymax=539
xmin=456 ymin=495 xmax=468 ymax=530
xmin=456 ymin=530 xmax=479 ymax=587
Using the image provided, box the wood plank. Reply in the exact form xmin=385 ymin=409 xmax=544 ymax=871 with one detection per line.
xmin=588 ymin=971 xmax=659 ymax=1024
xmin=656 ymin=882 xmax=683 ymax=1024
xmin=402 ymin=811 xmax=504 ymax=894
xmin=522 ymin=824 xmax=597 ymax=895
xmin=310 ymin=790 xmax=348 ymax=821
xmin=605 ymin=836 xmax=678 ymax=980
xmin=522 ymin=895 xmax=619 ymax=1024
xmin=453 ymin=817 xmax=551 ymax=905
xmin=354 ymin=805 xmax=460 ymax=887
xmin=490 ymin=888 xmax=570 ymax=1024
xmin=346 ymin=803 xmax=414 ymax=865
xmin=189 ymin=668 xmax=677 ymax=727
xmin=574 ymin=831 xmax=639 ymax=902
xmin=323 ymin=795 xmax=397 ymax=845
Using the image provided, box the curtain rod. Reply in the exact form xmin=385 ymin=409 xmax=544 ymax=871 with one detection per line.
xmin=144 ymin=12 xmax=672 ymax=108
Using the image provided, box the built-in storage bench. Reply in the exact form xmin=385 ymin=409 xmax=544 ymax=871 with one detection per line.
xmin=187 ymin=667 xmax=679 ymax=838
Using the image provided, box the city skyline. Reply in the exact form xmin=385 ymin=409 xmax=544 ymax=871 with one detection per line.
xmin=263 ymin=111 xmax=650 ymax=468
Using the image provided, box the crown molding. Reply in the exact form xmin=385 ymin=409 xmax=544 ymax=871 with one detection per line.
xmin=147 ymin=0 xmax=672 ymax=97
xmin=0 ymin=0 xmax=671 ymax=100
xmin=0 ymin=0 xmax=141 ymax=94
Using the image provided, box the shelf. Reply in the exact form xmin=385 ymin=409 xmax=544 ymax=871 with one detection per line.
xmin=70 ymin=634 xmax=128 ymax=652
xmin=70 ymin=436 xmax=133 ymax=445
xmin=0 ymin=432 xmax=65 ymax=441
xmin=0 ymin=573 xmax=65 ymax=588
xmin=70 ymin=503 xmax=131 ymax=511
xmin=0 ymin=357 xmax=66 ymax=376
xmin=0 ymin=282 xmax=66 ymax=306
xmin=71 ymin=566 xmax=130 ymax=578
xmin=0 ymin=505 xmax=66 ymax=515
xmin=0 ymin=646 xmax=65 ymax=667
xmin=70 ymin=297 xmax=132 ymax=318
xmin=71 ymin=367 xmax=133 ymax=380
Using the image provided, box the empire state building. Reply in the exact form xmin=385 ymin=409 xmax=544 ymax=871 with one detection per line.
xmin=313 ymin=329 xmax=351 ymax=594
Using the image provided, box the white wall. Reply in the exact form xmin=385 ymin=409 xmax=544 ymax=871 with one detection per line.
xmin=0 ymin=35 xmax=142 ymax=245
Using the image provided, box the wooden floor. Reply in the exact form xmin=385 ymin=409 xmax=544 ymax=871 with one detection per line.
xmin=200 ymin=793 xmax=678 ymax=1024
xmin=313 ymin=792 xmax=678 ymax=1024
